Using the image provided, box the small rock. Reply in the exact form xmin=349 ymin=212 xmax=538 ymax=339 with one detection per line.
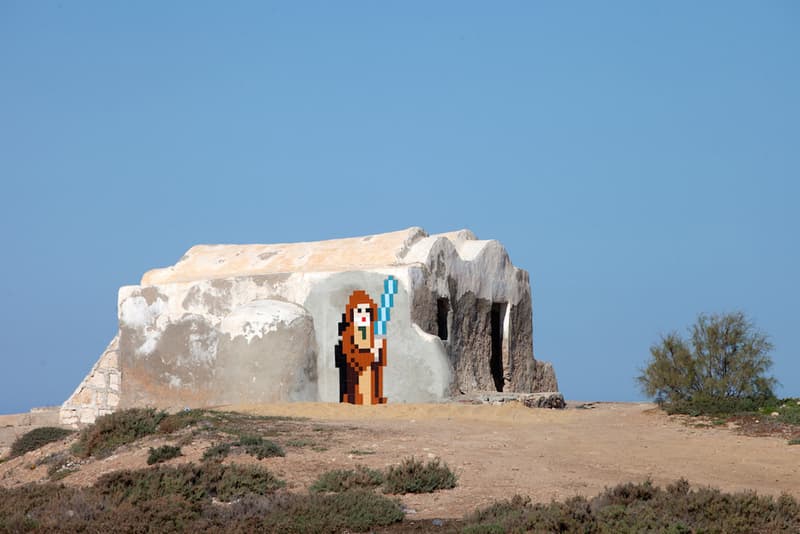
xmin=432 ymin=519 xmax=444 ymax=526
xmin=771 ymin=412 xmax=780 ymax=417
xmin=522 ymin=392 xmax=566 ymax=409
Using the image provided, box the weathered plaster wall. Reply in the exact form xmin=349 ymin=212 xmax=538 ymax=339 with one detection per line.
xmin=302 ymin=269 xmax=451 ymax=403
xmin=117 ymin=267 xmax=451 ymax=410
xmin=61 ymin=227 xmax=558 ymax=424
xmin=215 ymin=300 xmax=318 ymax=404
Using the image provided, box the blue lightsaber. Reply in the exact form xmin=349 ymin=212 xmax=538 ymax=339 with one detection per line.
xmin=375 ymin=275 xmax=398 ymax=337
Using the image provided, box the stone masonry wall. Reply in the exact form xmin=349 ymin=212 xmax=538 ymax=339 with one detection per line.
xmin=59 ymin=336 xmax=121 ymax=426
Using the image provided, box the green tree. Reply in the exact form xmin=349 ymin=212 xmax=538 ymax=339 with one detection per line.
xmin=638 ymin=312 xmax=776 ymax=413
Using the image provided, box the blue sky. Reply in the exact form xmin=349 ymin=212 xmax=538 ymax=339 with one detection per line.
xmin=1 ymin=2 xmax=798 ymax=413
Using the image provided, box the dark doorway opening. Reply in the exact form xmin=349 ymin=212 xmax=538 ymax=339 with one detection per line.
xmin=490 ymin=303 xmax=506 ymax=392
xmin=437 ymin=298 xmax=449 ymax=340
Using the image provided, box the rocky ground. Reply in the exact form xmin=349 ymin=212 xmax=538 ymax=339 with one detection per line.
xmin=1 ymin=401 xmax=799 ymax=520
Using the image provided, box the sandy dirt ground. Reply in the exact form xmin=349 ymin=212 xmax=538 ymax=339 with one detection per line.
xmin=2 ymin=402 xmax=798 ymax=520
xmin=228 ymin=402 xmax=800 ymax=519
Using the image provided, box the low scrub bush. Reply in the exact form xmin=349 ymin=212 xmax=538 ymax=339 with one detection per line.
xmin=96 ymin=462 xmax=285 ymax=504
xmin=462 ymin=479 xmax=800 ymax=533
xmin=73 ymin=408 xmax=167 ymax=458
xmin=462 ymin=494 xmax=533 ymax=534
xmin=664 ymin=395 xmax=770 ymax=416
xmin=238 ymin=435 xmax=285 ymax=459
xmin=200 ymin=436 xmax=284 ymax=463
xmin=310 ymin=465 xmax=384 ymax=493
xmin=202 ymin=442 xmax=231 ymax=462
xmin=156 ymin=409 xmax=209 ymax=434
xmin=147 ymin=445 xmax=182 ymax=465
xmin=38 ymin=451 xmax=79 ymax=480
xmin=384 ymin=457 xmax=457 ymax=494
xmin=10 ymin=427 xmax=74 ymax=458
xmin=259 ymin=490 xmax=404 ymax=533
xmin=6 ymin=476 xmax=794 ymax=533
xmin=775 ymin=399 xmax=800 ymax=425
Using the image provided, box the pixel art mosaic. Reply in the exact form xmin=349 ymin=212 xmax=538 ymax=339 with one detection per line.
xmin=335 ymin=276 xmax=398 ymax=405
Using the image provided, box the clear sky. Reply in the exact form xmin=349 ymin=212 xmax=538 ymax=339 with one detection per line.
xmin=1 ymin=2 xmax=798 ymax=414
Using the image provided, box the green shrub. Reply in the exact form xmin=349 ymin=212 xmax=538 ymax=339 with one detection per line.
xmin=462 ymin=480 xmax=800 ymax=533
xmin=0 ymin=482 xmax=202 ymax=532
xmin=147 ymin=445 xmax=182 ymax=465
xmin=383 ymin=457 xmax=457 ymax=494
xmin=775 ymin=400 xmax=800 ymax=425
xmin=638 ymin=312 xmax=777 ymax=415
xmin=10 ymin=427 xmax=74 ymax=458
xmin=212 ymin=463 xmax=286 ymax=501
xmin=73 ymin=408 xmax=167 ymax=458
xmin=200 ymin=436 xmax=284 ymax=463
xmin=202 ymin=442 xmax=231 ymax=462
xmin=260 ymin=490 xmax=404 ymax=533
xmin=0 ymin=466 xmax=398 ymax=532
xmin=156 ymin=409 xmax=209 ymax=434
xmin=788 ymin=439 xmax=800 ymax=446
xmin=95 ymin=462 xmax=285 ymax=504
xmin=238 ymin=435 xmax=285 ymax=459
xmin=664 ymin=396 xmax=767 ymax=416
xmin=2 ymin=477 xmax=797 ymax=533
xmin=0 ymin=482 xmax=94 ymax=531
xmin=463 ymin=494 xmax=532 ymax=533
xmin=310 ymin=465 xmax=384 ymax=493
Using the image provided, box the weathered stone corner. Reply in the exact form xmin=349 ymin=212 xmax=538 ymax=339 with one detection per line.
xmin=60 ymin=336 xmax=121 ymax=427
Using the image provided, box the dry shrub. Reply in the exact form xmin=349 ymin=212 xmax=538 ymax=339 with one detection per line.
xmin=10 ymin=427 xmax=74 ymax=458
xmin=0 ymin=477 xmax=400 ymax=533
xmin=259 ymin=490 xmax=404 ymax=533
xmin=463 ymin=479 xmax=800 ymax=533
xmin=384 ymin=456 xmax=457 ymax=494
xmin=238 ymin=435 xmax=285 ymax=459
xmin=202 ymin=442 xmax=232 ymax=462
xmin=147 ymin=445 xmax=182 ymax=465
xmin=73 ymin=408 xmax=167 ymax=458
xmin=96 ymin=462 xmax=285 ymax=504
xmin=309 ymin=465 xmax=384 ymax=493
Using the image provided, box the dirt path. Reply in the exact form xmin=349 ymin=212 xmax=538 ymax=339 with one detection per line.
xmin=2 ymin=402 xmax=798 ymax=520
xmin=231 ymin=401 xmax=800 ymax=519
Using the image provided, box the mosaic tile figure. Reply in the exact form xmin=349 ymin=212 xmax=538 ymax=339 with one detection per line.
xmin=335 ymin=277 xmax=397 ymax=404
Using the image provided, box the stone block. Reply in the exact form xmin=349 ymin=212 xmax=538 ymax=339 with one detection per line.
xmin=106 ymin=392 xmax=120 ymax=408
xmin=73 ymin=388 xmax=93 ymax=406
xmin=88 ymin=372 xmax=107 ymax=389
xmin=59 ymin=410 xmax=79 ymax=427
xmin=108 ymin=373 xmax=120 ymax=390
xmin=79 ymin=407 xmax=97 ymax=424
xmin=101 ymin=350 xmax=119 ymax=370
